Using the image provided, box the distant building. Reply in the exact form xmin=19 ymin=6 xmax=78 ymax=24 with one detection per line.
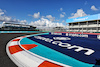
xmin=53 ymin=27 xmax=66 ymax=32
xmin=0 ymin=22 xmax=36 ymax=30
xmin=66 ymin=14 xmax=100 ymax=33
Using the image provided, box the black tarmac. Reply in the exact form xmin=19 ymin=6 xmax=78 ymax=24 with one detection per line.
xmin=0 ymin=33 xmax=35 ymax=67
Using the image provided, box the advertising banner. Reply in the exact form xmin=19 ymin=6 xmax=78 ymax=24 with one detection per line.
xmin=66 ymin=14 xmax=100 ymax=23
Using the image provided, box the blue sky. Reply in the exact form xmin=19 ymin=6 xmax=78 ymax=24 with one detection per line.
xmin=0 ymin=0 xmax=100 ymax=28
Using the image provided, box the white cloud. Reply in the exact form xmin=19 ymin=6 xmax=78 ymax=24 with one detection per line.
xmin=0 ymin=12 xmax=4 ymax=16
xmin=30 ymin=18 xmax=65 ymax=29
xmin=5 ymin=16 xmax=12 ymax=21
xmin=0 ymin=9 xmax=4 ymax=16
xmin=0 ymin=15 xmax=27 ymax=24
xmin=20 ymin=20 xmax=27 ymax=23
xmin=33 ymin=12 xmax=40 ymax=18
xmin=55 ymin=20 xmax=59 ymax=21
xmin=62 ymin=12 xmax=66 ymax=15
xmin=19 ymin=20 xmax=27 ymax=24
xmin=60 ymin=8 xmax=63 ymax=11
xmin=41 ymin=16 xmax=45 ymax=18
xmin=68 ymin=9 xmax=88 ymax=19
xmin=46 ymin=15 xmax=55 ymax=21
xmin=60 ymin=14 xmax=64 ymax=18
xmin=46 ymin=15 xmax=52 ymax=19
xmin=91 ymin=5 xmax=98 ymax=11
xmin=60 ymin=12 xmax=66 ymax=18
xmin=0 ymin=9 xmax=2 ymax=11
xmin=62 ymin=20 xmax=65 ymax=23
xmin=0 ymin=9 xmax=27 ymax=25
xmin=0 ymin=16 xmax=11 ymax=21
xmin=29 ymin=12 xmax=40 ymax=19
xmin=59 ymin=8 xmax=66 ymax=18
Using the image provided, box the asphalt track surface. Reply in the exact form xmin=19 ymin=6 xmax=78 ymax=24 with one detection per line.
xmin=0 ymin=33 xmax=36 ymax=67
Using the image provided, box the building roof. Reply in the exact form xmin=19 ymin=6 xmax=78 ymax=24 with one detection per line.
xmin=66 ymin=14 xmax=100 ymax=23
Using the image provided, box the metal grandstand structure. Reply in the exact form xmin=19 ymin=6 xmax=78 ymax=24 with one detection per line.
xmin=0 ymin=21 xmax=36 ymax=30
xmin=66 ymin=14 xmax=100 ymax=33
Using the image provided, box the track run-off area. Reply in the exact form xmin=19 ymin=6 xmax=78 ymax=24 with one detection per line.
xmin=6 ymin=32 xmax=100 ymax=67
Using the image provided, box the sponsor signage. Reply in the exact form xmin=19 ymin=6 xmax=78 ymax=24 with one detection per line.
xmin=34 ymin=36 xmax=94 ymax=55
xmin=28 ymin=34 xmax=100 ymax=65
xmin=50 ymin=32 xmax=99 ymax=39
xmin=28 ymin=33 xmax=100 ymax=65
xmin=66 ymin=14 xmax=100 ymax=23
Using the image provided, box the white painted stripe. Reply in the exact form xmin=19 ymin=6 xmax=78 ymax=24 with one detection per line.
xmin=15 ymin=37 xmax=23 ymax=39
xmin=12 ymin=51 xmax=44 ymax=67
xmin=21 ymin=51 xmax=44 ymax=64
xmin=9 ymin=41 xmax=18 ymax=46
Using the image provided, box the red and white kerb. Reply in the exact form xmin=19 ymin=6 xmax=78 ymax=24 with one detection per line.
xmin=6 ymin=35 xmax=70 ymax=67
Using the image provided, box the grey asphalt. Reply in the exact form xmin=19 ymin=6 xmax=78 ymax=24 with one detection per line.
xmin=0 ymin=33 xmax=35 ymax=67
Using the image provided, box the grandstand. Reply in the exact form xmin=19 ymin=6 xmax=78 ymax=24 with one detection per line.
xmin=66 ymin=14 xmax=100 ymax=33
xmin=0 ymin=22 xmax=36 ymax=30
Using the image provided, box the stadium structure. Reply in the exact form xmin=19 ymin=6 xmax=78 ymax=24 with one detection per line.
xmin=0 ymin=22 xmax=36 ymax=30
xmin=66 ymin=14 xmax=100 ymax=33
